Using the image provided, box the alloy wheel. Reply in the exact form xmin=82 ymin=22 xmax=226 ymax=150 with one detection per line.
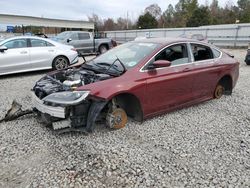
xmin=54 ymin=57 xmax=68 ymax=70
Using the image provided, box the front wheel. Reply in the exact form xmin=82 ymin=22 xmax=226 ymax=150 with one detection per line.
xmin=99 ymin=45 xmax=108 ymax=54
xmin=214 ymin=84 xmax=224 ymax=99
xmin=106 ymin=108 xmax=128 ymax=129
xmin=52 ymin=56 xmax=69 ymax=70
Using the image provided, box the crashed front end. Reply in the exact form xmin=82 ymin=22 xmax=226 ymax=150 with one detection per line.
xmin=32 ymin=68 xmax=111 ymax=132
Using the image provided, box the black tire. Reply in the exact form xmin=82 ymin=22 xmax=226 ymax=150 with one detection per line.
xmin=52 ymin=56 xmax=69 ymax=70
xmin=246 ymin=60 xmax=250 ymax=65
xmin=99 ymin=45 xmax=108 ymax=54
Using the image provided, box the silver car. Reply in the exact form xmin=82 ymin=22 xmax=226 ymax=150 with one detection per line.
xmin=0 ymin=36 xmax=78 ymax=76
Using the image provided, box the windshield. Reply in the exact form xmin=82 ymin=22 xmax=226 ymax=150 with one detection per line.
xmin=88 ymin=42 xmax=160 ymax=69
xmin=54 ymin=32 xmax=71 ymax=40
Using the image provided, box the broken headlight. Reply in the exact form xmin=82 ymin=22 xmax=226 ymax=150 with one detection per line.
xmin=42 ymin=91 xmax=90 ymax=106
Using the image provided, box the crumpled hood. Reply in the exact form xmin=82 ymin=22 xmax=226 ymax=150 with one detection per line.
xmin=33 ymin=68 xmax=113 ymax=99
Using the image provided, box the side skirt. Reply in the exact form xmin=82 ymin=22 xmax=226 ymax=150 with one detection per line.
xmin=144 ymin=96 xmax=213 ymax=120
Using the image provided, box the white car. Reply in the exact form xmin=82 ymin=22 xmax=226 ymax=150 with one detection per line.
xmin=0 ymin=36 xmax=78 ymax=76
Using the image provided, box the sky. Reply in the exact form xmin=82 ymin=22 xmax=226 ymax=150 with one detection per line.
xmin=0 ymin=0 xmax=237 ymax=30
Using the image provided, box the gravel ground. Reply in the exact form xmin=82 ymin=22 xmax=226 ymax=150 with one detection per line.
xmin=0 ymin=50 xmax=250 ymax=188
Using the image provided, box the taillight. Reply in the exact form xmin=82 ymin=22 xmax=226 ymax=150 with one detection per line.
xmin=71 ymin=48 xmax=77 ymax=52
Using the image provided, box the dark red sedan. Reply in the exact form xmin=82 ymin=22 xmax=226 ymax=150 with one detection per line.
xmin=32 ymin=38 xmax=239 ymax=132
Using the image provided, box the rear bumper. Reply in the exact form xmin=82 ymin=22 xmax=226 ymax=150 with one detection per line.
xmin=32 ymin=92 xmax=65 ymax=118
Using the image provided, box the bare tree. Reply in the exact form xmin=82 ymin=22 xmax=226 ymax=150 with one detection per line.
xmin=225 ymin=0 xmax=234 ymax=8
xmin=88 ymin=13 xmax=104 ymax=31
xmin=145 ymin=4 xmax=162 ymax=19
xmin=116 ymin=17 xmax=133 ymax=30
xmin=103 ymin=18 xmax=116 ymax=31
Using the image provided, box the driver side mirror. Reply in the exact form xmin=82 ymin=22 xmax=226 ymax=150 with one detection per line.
xmin=0 ymin=46 xmax=8 ymax=52
xmin=147 ymin=60 xmax=171 ymax=70
xmin=67 ymin=38 xmax=72 ymax=43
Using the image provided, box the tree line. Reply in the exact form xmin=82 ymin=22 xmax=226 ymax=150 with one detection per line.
xmin=89 ymin=0 xmax=250 ymax=31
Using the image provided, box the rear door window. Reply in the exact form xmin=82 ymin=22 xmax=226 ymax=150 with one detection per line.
xmin=3 ymin=39 xmax=28 ymax=49
xmin=191 ymin=43 xmax=213 ymax=61
xmin=30 ymin=39 xmax=47 ymax=47
xmin=30 ymin=39 xmax=54 ymax=47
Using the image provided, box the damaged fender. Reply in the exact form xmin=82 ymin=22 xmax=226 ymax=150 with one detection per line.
xmin=86 ymin=100 xmax=108 ymax=132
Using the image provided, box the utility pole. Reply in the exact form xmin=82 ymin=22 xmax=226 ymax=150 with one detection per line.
xmin=22 ymin=24 xmax=24 ymax=35
xmin=126 ymin=11 xmax=129 ymax=30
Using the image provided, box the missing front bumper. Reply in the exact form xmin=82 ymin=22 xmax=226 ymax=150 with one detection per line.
xmin=32 ymin=92 xmax=108 ymax=132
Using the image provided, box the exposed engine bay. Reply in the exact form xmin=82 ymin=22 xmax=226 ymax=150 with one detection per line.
xmin=33 ymin=68 xmax=113 ymax=99
xmin=30 ymin=67 xmax=120 ymax=132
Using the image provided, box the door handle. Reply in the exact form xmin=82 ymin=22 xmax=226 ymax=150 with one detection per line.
xmin=48 ymin=50 xmax=54 ymax=52
xmin=20 ymin=51 xmax=28 ymax=54
xmin=183 ymin=68 xmax=190 ymax=72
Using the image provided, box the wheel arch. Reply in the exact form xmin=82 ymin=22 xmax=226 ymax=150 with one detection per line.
xmin=217 ymin=74 xmax=233 ymax=95
xmin=98 ymin=43 xmax=109 ymax=52
xmin=107 ymin=92 xmax=144 ymax=122
xmin=52 ymin=55 xmax=70 ymax=69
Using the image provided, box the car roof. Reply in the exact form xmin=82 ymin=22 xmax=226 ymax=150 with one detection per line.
xmin=2 ymin=36 xmax=46 ymax=40
xmin=60 ymin=31 xmax=88 ymax=33
xmin=132 ymin=37 xmax=201 ymax=45
xmin=0 ymin=35 xmax=71 ymax=48
xmin=0 ymin=36 xmax=55 ymax=44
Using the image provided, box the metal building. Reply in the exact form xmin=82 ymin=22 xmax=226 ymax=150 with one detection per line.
xmin=0 ymin=14 xmax=94 ymax=34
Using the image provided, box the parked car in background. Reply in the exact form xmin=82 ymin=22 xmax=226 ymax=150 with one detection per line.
xmin=0 ymin=35 xmax=6 ymax=42
xmin=53 ymin=31 xmax=116 ymax=55
xmin=245 ymin=48 xmax=250 ymax=65
xmin=179 ymin=34 xmax=208 ymax=43
xmin=32 ymin=38 xmax=239 ymax=132
xmin=191 ymin=34 xmax=208 ymax=42
xmin=0 ymin=36 xmax=78 ymax=76
xmin=34 ymin=33 xmax=49 ymax=38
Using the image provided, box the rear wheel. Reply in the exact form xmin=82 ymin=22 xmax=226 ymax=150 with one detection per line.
xmin=52 ymin=56 xmax=69 ymax=70
xmin=214 ymin=84 xmax=224 ymax=99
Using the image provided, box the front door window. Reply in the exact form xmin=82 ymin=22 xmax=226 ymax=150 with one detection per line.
xmin=155 ymin=44 xmax=189 ymax=66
